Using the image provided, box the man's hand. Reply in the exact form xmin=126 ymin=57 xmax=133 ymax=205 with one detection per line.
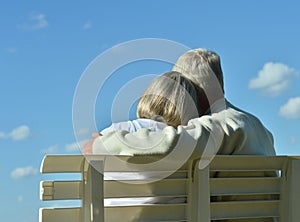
xmin=82 ymin=132 xmax=102 ymax=155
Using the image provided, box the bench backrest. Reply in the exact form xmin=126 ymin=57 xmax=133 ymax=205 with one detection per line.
xmin=39 ymin=155 xmax=300 ymax=222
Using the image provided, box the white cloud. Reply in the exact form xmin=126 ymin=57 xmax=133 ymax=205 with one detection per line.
xmin=41 ymin=145 xmax=58 ymax=154
xmin=0 ymin=125 xmax=31 ymax=141
xmin=279 ymin=97 xmax=300 ymax=119
xmin=11 ymin=166 xmax=38 ymax=179
xmin=30 ymin=13 xmax=48 ymax=29
xmin=82 ymin=21 xmax=92 ymax=30
xmin=19 ymin=12 xmax=48 ymax=30
xmin=65 ymin=140 xmax=88 ymax=152
xmin=10 ymin=125 xmax=31 ymax=140
xmin=249 ymin=62 xmax=298 ymax=96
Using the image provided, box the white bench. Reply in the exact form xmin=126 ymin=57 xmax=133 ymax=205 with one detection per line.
xmin=39 ymin=155 xmax=300 ymax=221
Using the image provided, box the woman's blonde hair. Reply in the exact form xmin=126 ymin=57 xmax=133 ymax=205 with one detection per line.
xmin=137 ymin=71 xmax=199 ymax=127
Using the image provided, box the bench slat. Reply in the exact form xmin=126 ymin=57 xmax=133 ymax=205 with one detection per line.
xmin=41 ymin=155 xmax=85 ymax=173
xmin=211 ymin=200 xmax=279 ymax=220
xmin=39 ymin=208 xmax=81 ymax=222
xmin=210 ymin=156 xmax=286 ymax=171
xmin=104 ymin=178 xmax=187 ymax=198
xmin=40 ymin=181 xmax=82 ymax=200
xmin=42 ymin=155 xmax=190 ymax=173
xmin=104 ymin=204 xmax=186 ymax=222
xmin=210 ymin=177 xmax=281 ymax=195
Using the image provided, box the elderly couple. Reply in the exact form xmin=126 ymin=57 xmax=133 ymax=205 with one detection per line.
xmin=83 ymin=48 xmax=276 ymax=159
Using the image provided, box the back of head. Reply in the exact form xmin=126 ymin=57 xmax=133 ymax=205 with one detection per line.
xmin=172 ymin=49 xmax=225 ymax=104
xmin=137 ymin=71 xmax=199 ymax=127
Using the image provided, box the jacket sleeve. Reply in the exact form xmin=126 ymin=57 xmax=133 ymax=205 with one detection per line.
xmin=92 ymin=115 xmax=224 ymax=159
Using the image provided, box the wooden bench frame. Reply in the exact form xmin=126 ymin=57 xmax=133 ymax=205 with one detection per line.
xmin=39 ymin=155 xmax=300 ymax=221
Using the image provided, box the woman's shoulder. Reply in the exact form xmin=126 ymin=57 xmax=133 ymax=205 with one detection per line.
xmin=132 ymin=118 xmax=167 ymax=131
xmin=101 ymin=118 xmax=167 ymax=135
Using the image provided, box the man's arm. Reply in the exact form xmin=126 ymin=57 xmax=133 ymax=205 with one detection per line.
xmin=91 ymin=115 xmax=224 ymax=159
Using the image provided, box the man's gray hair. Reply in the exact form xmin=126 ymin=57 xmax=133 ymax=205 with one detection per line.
xmin=172 ymin=48 xmax=224 ymax=94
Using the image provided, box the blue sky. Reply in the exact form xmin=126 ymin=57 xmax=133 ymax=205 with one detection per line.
xmin=1 ymin=1 xmax=300 ymax=221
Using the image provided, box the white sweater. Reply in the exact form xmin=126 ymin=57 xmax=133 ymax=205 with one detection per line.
xmin=100 ymin=118 xmax=167 ymax=136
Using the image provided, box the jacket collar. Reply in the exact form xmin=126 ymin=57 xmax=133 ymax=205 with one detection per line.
xmin=205 ymin=98 xmax=228 ymax=115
